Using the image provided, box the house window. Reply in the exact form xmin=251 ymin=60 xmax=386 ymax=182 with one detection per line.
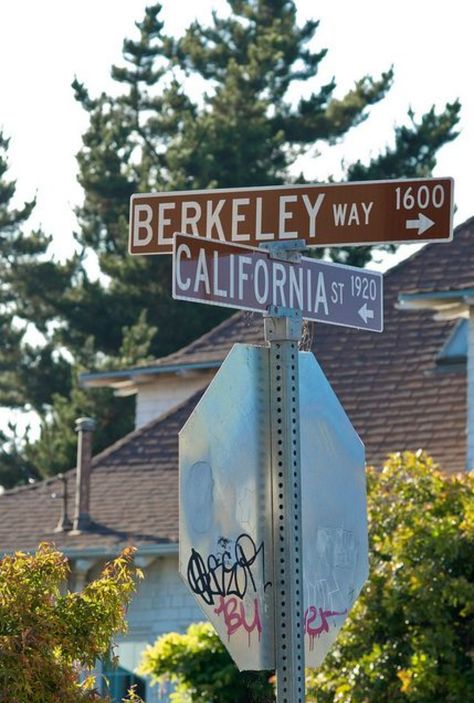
xmin=101 ymin=647 xmax=147 ymax=703
xmin=102 ymin=659 xmax=147 ymax=702
xmin=437 ymin=319 xmax=468 ymax=366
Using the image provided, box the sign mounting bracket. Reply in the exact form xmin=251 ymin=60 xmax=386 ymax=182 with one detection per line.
xmin=259 ymin=239 xmax=307 ymax=263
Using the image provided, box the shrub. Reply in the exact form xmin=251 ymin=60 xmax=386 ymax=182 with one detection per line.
xmin=308 ymin=451 xmax=474 ymax=702
xmin=139 ymin=621 xmax=274 ymax=703
xmin=0 ymin=543 xmax=143 ymax=703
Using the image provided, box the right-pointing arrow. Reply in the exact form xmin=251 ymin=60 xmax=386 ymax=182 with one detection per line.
xmin=406 ymin=213 xmax=435 ymax=235
xmin=358 ymin=303 xmax=375 ymax=324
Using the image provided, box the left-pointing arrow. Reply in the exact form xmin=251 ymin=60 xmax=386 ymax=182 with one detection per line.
xmin=406 ymin=213 xmax=435 ymax=235
xmin=358 ymin=303 xmax=374 ymax=324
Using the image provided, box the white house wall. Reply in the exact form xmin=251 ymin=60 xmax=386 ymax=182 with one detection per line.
xmin=118 ymin=554 xmax=203 ymax=702
xmin=135 ymin=372 xmax=215 ymax=429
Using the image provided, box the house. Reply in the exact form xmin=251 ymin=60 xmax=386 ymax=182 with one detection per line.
xmin=1 ymin=216 xmax=473 ymax=701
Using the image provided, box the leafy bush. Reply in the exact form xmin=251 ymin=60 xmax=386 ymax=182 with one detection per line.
xmin=308 ymin=451 xmax=474 ymax=702
xmin=0 ymin=543 xmax=143 ymax=703
xmin=138 ymin=621 xmax=274 ymax=703
xmin=139 ymin=452 xmax=473 ymax=703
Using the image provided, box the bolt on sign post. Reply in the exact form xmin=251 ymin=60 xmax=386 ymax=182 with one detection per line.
xmin=129 ymin=177 xmax=453 ymax=255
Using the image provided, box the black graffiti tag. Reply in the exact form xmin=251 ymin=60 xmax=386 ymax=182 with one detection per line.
xmin=187 ymin=533 xmax=271 ymax=605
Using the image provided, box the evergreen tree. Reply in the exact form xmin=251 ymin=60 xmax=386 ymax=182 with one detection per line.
xmin=72 ymin=0 xmax=460 ymax=283
xmin=0 ymin=130 xmax=37 ymax=411
xmin=1 ymin=1 xmax=461 ymax=485
xmin=0 ymin=131 xmax=55 ymax=487
xmin=65 ymin=0 xmax=461 ymax=373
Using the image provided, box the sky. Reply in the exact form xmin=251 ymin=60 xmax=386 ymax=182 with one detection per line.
xmin=0 ymin=0 xmax=472 ymax=439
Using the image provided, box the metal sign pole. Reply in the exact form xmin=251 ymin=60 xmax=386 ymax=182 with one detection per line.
xmin=263 ymin=241 xmax=306 ymax=703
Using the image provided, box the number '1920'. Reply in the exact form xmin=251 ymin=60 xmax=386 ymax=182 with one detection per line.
xmin=351 ymin=275 xmax=377 ymax=301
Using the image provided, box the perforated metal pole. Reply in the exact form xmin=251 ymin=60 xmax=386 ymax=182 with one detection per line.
xmin=262 ymin=241 xmax=306 ymax=703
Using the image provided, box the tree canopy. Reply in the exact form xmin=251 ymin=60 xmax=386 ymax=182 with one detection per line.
xmin=0 ymin=1 xmax=461 ymax=485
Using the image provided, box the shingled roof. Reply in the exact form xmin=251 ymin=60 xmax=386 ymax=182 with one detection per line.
xmin=0 ymin=393 xmax=202 ymax=554
xmin=1 ymin=217 xmax=472 ymax=554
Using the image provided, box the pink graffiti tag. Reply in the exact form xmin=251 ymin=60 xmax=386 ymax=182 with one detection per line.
xmin=214 ymin=596 xmax=262 ymax=645
xmin=304 ymin=606 xmax=348 ymax=650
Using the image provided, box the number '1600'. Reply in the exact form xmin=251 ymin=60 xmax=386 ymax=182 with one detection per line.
xmin=395 ymin=184 xmax=445 ymax=210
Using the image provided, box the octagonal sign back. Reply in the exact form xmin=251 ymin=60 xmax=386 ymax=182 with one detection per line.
xmin=179 ymin=343 xmax=368 ymax=671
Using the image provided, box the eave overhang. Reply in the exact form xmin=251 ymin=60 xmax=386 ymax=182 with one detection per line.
xmin=79 ymin=360 xmax=222 ymax=395
xmin=0 ymin=541 xmax=179 ymax=560
xmin=397 ymin=288 xmax=474 ymax=321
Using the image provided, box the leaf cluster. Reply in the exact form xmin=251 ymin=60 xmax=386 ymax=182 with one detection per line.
xmin=0 ymin=543 xmax=143 ymax=703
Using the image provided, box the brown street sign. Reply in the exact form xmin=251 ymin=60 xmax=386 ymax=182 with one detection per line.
xmin=130 ymin=177 xmax=453 ymax=255
xmin=173 ymin=233 xmax=383 ymax=332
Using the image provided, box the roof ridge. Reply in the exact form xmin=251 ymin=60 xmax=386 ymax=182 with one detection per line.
xmin=1 ymin=473 xmax=61 ymax=498
xmin=384 ymin=216 xmax=473 ymax=282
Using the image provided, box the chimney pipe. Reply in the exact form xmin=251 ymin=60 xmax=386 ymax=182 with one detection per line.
xmin=54 ymin=473 xmax=72 ymax=532
xmin=72 ymin=417 xmax=96 ymax=533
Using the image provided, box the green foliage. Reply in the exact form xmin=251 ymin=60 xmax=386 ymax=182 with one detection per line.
xmin=0 ymin=130 xmax=63 ymax=488
xmin=0 ymin=131 xmax=35 ymax=230
xmin=0 ymin=129 xmax=38 ymax=411
xmin=0 ymin=131 xmax=76 ymax=413
xmin=138 ymin=621 xmax=274 ymax=703
xmin=0 ymin=542 xmax=144 ymax=703
xmin=138 ymin=453 xmax=473 ymax=703
xmin=307 ymin=451 xmax=474 ymax=702
xmin=0 ymin=423 xmax=40 ymax=488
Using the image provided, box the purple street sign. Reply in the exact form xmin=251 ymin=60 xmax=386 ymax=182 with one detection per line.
xmin=173 ymin=233 xmax=383 ymax=332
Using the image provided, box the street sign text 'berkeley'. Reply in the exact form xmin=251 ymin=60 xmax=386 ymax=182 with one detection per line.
xmin=173 ymin=234 xmax=383 ymax=332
